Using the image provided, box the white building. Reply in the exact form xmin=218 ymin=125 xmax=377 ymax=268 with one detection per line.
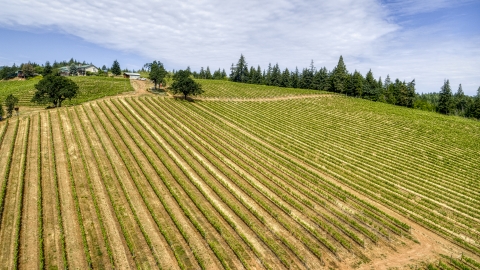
xmin=123 ymin=72 xmax=141 ymax=80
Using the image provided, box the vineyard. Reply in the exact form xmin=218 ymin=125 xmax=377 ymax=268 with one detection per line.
xmin=0 ymin=76 xmax=133 ymax=106
xmin=196 ymin=79 xmax=327 ymax=99
xmin=0 ymin=80 xmax=479 ymax=269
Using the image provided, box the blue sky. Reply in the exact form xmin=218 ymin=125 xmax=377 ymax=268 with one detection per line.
xmin=0 ymin=0 xmax=479 ymax=95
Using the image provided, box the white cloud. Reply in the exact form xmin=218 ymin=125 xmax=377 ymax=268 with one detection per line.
xmin=0 ymin=0 xmax=478 ymax=95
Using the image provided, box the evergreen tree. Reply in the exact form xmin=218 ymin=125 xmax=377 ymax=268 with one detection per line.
xmin=199 ymin=67 xmax=206 ymax=79
xmin=363 ymin=69 xmax=378 ymax=100
xmin=329 ymin=55 xmax=349 ymax=93
xmin=438 ymin=79 xmax=454 ymax=114
xmin=230 ymin=54 xmax=249 ymax=83
xmin=280 ymin=68 xmax=291 ymax=88
xmin=312 ymin=67 xmax=329 ymax=91
xmin=467 ymin=87 xmax=480 ymax=119
xmin=454 ymin=84 xmax=467 ymax=115
xmin=43 ymin=61 xmax=53 ymax=76
xmin=221 ymin=69 xmax=227 ymax=79
xmin=101 ymin=65 xmax=107 ymax=71
xmin=350 ymin=70 xmax=364 ymax=97
xmin=265 ymin=63 xmax=273 ymax=85
xmin=213 ymin=68 xmax=222 ymax=80
xmin=299 ymin=67 xmax=314 ymax=89
xmin=111 ymin=60 xmax=121 ymax=76
xmin=405 ymin=80 xmax=416 ymax=108
xmin=69 ymin=63 xmax=78 ymax=76
xmin=290 ymin=68 xmax=300 ymax=88
xmin=205 ymin=66 xmax=212 ymax=79
xmin=270 ymin=64 xmax=281 ymax=86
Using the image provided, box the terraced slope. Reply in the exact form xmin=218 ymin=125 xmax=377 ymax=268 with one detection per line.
xmin=0 ymin=90 xmax=478 ymax=269
xmin=0 ymin=76 xmax=133 ymax=106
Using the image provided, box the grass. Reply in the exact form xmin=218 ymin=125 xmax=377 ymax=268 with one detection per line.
xmin=0 ymin=76 xmax=133 ymax=106
xmin=195 ymin=79 xmax=328 ymax=98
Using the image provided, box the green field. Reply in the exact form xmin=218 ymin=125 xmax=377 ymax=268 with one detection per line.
xmin=0 ymin=76 xmax=133 ymax=106
xmin=196 ymin=79 xmax=328 ymax=98
xmin=0 ymin=80 xmax=478 ymax=269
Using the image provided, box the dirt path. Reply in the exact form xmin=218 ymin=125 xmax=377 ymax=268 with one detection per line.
xmin=192 ymin=101 xmax=480 ymax=268
xmin=50 ymin=111 xmax=89 ymax=269
xmin=19 ymin=114 xmax=39 ymax=269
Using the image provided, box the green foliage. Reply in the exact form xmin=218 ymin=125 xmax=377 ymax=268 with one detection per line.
xmin=147 ymin=60 xmax=167 ymax=89
xmin=329 ymin=55 xmax=349 ymax=93
xmin=438 ymin=79 xmax=454 ymax=114
xmin=0 ymin=102 xmax=4 ymax=119
xmin=0 ymin=76 xmax=132 ymax=107
xmin=196 ymin=79 xmax=325 ymax=98
xmin=43 ymin=61 xmax=53 ymax=76
xmin=69 ymin=63 xmax=78 ymax=76
xmin=32 ymin=75 xmax=79 ymax=107
xmin=171 ymin=70 xmax=204 ymax=99
xmin=5 ymin=94 xmax=19 ymax=117
xmin=111 ymin=60 xmax=121 ymax=76
xmin=230 ymin=54 xmax=249 ymax=83
xmin=22 ymin=63 xmax=36 ymax=78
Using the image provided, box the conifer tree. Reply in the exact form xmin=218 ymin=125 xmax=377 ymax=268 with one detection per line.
xmin=280 ymin=68 xmax=291 ymax=88
xmin=205 ymin=67 xmax=212 ymax=79
xmin=69 ymin=63 xmax=78 ymax=76
xmin=290 ymin=68 xmax=300 ymax=88
xmin=438 ymin=79 xmax=454 ymax=114
xmin=43 ymin=61 xmax=53 ymax=76
xmin=111 ymin=60 xmax=121 ymax=76
xmin=351 ymin=70 xmax=364 ymax=97
xmin=330 ymin=55 xmax=349 ymax=93
xmin=363 ymin=69 xmax=378 ymax=100
xmin=271 ymin=64 xmax=281 ymax=86
xmin=454 ymin=84 xmax=467 ymax=115
xmin=230 ymin=54 xmax=249 ymax=82
xmin=199 ymin=67 xmax=206 ymax=79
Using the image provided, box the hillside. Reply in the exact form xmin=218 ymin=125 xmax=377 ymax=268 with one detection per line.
xmin=0 ymin=76 xmax=133 ymax=106
xmin=0 ymin=80 xmax=479 ymax=269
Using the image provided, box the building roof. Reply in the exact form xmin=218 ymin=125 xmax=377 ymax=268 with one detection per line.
xmin=124 ymin=72 xmax=141 ymax=76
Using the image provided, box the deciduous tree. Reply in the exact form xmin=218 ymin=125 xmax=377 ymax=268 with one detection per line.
xmin=148 ymin=60 xmax=167 ymax=89
xmin=5 ymin=94 xmax=19 ymax=117
xmin=170 ymin=70 xmax=204 ymax=99
xmin=32 ymin=75 xmax=79 ymax=107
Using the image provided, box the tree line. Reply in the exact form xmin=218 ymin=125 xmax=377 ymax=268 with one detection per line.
xmin=0 ymin=59 xmax=140 ymax=80
xmin=228 ymin=54 xmax=480 ymax=120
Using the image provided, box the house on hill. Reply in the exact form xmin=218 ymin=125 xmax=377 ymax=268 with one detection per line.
xmin=59 ymin=64 xmax=99 ymax=76
xmin=123 ymin=72 xmax=140 ymax=79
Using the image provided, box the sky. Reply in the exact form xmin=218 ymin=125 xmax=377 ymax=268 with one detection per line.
xmin=0 ymin=0 xmax=479 ymax=95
